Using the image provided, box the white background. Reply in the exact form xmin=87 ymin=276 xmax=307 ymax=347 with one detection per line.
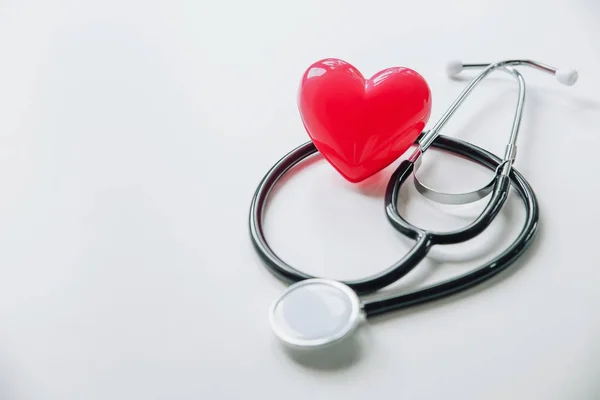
xmin=0 ymin=0 xmax=599 ymax=399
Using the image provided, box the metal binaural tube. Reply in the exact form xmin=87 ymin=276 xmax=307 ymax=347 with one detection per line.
xmin=417 ymin=59 xmax=576 ymax=154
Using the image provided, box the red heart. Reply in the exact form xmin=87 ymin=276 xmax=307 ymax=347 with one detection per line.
xmin=298 ymin=58 xmax=432 ymax=183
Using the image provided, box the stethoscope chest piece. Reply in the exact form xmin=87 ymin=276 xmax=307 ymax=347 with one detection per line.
xmin=269 ymin=278 xmax=363 ymax=350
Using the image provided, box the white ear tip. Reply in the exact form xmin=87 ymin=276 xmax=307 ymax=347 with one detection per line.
xmin=556 ymin=68 xmax=578 ymax=86
xmin=446 ymin=60 xmax=463 ymax=77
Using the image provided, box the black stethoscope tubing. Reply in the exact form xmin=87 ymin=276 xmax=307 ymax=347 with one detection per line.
xmin=249 ymin=134 xmax=538 ymax=319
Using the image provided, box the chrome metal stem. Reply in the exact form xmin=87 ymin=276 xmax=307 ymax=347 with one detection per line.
xmin=418 ymin=59 xmax=558 ymax=154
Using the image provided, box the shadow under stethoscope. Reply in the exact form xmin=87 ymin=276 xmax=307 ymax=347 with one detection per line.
xmin=280 ymin=331 xmax=365 ymax=371
xmin=0 ymin=358 xmax=22 ymax=399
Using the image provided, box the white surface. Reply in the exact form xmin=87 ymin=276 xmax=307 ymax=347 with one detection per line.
xmin=0 ymin=0 xmax=599 ymax=399
xmin=270 ymin=279 xmax=361 ymax=348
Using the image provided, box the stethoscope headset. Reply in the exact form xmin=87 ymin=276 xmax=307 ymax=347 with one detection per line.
xmin=249 ymin=59 xmax=578 ymax=351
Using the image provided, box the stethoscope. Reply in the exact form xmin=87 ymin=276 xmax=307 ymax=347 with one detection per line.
xmin=249 ymin=59 xmax=577 ymax=351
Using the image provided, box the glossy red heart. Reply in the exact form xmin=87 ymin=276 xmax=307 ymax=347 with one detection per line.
xmin=298 ymin=58 xmax=432 ymax=183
